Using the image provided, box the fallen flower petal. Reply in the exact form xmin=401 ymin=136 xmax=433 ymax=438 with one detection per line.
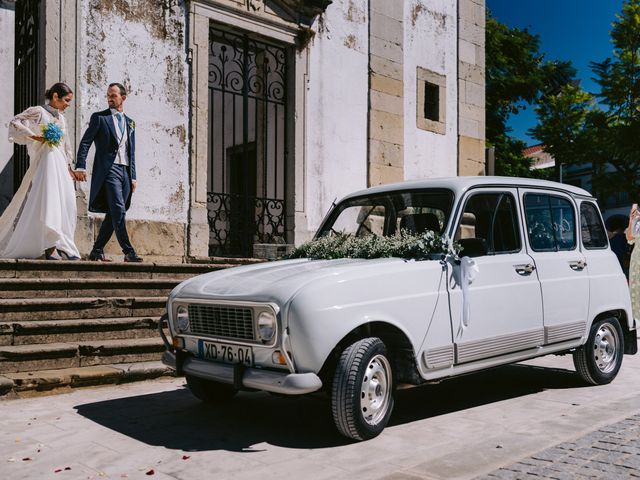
xmin=22 ymin=458 xmax=31 ymax=461
xmin=145 ymin=470 xmax=154 ymax=476
xmin=182 ymin=455 xmax=190 ymax=460
xmin=55 ymin=469 xmax=62 ymax=473
xmin=64 ymin=467 xmax=71 ymax=471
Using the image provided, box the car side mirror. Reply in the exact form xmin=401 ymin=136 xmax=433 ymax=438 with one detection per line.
xmin=458 ymin=238 xmax=488 ymax=258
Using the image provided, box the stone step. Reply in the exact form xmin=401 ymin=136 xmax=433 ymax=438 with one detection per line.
xmin=0 ymin=361 xmax=174 ymax=397
xmin=0 ymin=278 xmax=180 ymax=299
xmin=0 ymin=258 xmax=258 ymax=280
xmin=0 ymin=296 xmax=166 ymax=322
xmin=0 ymin=317 xmax=165 ymax=346
xmin=0 ymin=337 xmax=166 ymax=373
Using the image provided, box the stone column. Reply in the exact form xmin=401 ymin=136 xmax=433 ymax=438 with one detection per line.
xmin=457 ymin=0 xmax=486 ymax=176
xmin=43 ymin=0 xmax=93 ymax=254
xmin=368 ymin=0 xmax=404 ymax=186
xmin=187 ymin=7 xmax=210 ymax=258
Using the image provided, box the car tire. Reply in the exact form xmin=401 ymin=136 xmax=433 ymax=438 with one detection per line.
xmin=573 ymin=317 xmax=624 ymax=385
xmin=186 ymin=374 xmax=238 ymax=404
xmin=331 ymin=337 xmax=395 ymax=441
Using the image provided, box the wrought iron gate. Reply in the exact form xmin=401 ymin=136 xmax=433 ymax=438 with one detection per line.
xmin=207 ymin=25 xmax=289 ymax=257
xmin=13 ymin=0 xmax=41 ymax=192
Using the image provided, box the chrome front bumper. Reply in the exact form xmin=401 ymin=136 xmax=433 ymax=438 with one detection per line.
xmin=161 ymin=350 xmax=323 ymax=395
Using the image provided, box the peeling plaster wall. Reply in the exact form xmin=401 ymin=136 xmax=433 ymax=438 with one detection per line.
xmin=404 ymin=0 xmax=458 ymax=179
xmin=79 ymin=0 xmax=189 ymax=224
xmin=0 ymin=6 xmax=14 ymax=214
xmin=304 ymin=0 xmax=369 ymax=232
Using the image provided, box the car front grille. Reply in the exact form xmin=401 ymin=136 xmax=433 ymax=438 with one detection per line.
xmin=187 ymin=304 xmax=255 ymax=341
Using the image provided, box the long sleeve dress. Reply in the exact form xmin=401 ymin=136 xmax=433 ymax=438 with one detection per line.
xmin=0 ymin=106 xmax=80 ymax=259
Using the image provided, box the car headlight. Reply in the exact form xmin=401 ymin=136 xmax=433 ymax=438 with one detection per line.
xmin=257 ymin=311 xmax=276 ymax=342
xmin=176 ymin=305 xmax=190 ymax=333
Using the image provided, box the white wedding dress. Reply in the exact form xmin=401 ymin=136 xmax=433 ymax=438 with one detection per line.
xmin=0 ymin=106 xmax=80 ymax=259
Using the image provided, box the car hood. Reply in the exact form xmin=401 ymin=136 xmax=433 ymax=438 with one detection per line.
xmin=171 ymin=257 xmax=415 ymax=304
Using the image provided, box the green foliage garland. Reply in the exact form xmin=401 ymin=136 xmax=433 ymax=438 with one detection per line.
xmin=288 ymin=231 xmax=459 ymax=260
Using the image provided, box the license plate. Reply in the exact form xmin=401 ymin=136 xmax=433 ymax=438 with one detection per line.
xmin=198 ymin=340 xmax=253 ymax=366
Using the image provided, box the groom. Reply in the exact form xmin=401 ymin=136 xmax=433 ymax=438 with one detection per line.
xmin=75 ymin=83 xmax=142 ymax=262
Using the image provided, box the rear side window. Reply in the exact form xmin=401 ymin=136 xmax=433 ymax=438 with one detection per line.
xmin=524 ymin=194 xmax=576 ymax=252
xmin=580 ymin=202 xmax=608 ymax=249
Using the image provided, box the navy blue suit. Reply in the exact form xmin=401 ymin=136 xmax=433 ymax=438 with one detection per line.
xmin=76 ymin=109 xmax=137 ymax=255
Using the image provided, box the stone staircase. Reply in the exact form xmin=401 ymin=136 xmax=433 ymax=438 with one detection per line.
xmin=0 ymin=258 xmax=257 ymax=397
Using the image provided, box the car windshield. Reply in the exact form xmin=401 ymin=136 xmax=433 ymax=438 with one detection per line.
xmin=316 ymin=189 xmax=455 ymax=238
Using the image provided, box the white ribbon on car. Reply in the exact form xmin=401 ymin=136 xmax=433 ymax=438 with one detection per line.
xmin=459 ymin=256 xmax=479 ymax=329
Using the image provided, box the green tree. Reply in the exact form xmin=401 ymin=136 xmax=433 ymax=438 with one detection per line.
xmin=532 ymin=0 xmax=640 ymax=198
xmin=486 ymin=14 xmax=575 ymax=177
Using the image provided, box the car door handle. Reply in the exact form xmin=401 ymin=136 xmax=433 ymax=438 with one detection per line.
xmin=514 ymin=264 xmax=536 ymax=275
xmin=569 ymin=260 xmax=587 ymax=271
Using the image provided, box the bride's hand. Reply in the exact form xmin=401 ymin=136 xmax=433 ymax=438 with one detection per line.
xmin=30 ymin=135 xmax=45 ymax=143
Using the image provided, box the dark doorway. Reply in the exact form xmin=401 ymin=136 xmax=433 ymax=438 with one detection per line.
xmin=207 ymin=24 xmax=289 ymax=257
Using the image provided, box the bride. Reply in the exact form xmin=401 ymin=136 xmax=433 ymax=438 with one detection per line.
xmin=0 ymin=82 xmax=81 ymax=260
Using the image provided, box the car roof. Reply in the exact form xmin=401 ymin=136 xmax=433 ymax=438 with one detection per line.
xmin=340 ymin=176 xmax=593 ymax=201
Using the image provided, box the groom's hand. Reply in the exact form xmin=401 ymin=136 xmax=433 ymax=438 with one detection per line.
xmin=132 ymin=180 xmax=137 ymax=193
xmin=73 ymin=170 xmax=87 ymax=181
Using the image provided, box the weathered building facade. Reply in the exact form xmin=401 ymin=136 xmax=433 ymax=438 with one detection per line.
xmin=0 ymin=0 xmax=485 ymax=261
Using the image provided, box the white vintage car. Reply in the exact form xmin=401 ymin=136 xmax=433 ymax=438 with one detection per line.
xmin=160 ymin=177 xmax=638 ymax=441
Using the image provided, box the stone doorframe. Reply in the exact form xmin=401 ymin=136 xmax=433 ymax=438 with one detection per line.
xmin=187 ymin=0 xmax=316 ymax=257
xmin=35 ymin=1 xmax=93 ymax=253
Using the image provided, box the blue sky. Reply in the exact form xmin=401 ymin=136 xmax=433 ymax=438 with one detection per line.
xmin=486 ymin=0 xmax=624 ymax=146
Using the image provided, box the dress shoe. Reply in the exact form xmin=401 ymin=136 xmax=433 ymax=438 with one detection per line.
xmin=88 ymin=249 xmax=111 ymax=262
xmin=59 ymin=250 xmax=80 ymax=261
xmin=44 ymin=247 xmax=61 ymax=260
xmin=124 ymin=251 xmax=143 ymax=263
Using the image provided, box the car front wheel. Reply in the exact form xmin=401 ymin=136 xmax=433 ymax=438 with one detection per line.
xmin=573 ymin=317 xmax=624 ymax=385
xmin=331 ymin=337 xmax=395 ymax=441
xmin=185 ymin=374 xmax=238 ymax=404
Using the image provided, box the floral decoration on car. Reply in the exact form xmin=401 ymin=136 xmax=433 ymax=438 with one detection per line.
xmin=288 ymin=230 xmax=460 ymax=260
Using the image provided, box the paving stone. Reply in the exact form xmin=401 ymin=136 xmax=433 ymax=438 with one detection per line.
xmin=478 ymin=414 xmax=640 ymax=479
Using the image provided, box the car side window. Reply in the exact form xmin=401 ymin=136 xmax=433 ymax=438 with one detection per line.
xmin=455 ymin=192 xmax=521 ymax=255
xmin=580 ymin=202 xmax=608 ymax=249
xmin=524 ymin=194 xmax=576 ymax=252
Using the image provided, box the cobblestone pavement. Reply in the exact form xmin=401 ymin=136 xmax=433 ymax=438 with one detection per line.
xmin=2 ymin=352 xmax=640 ymax=479
xmin=478 ymin=414 xmax=640 ymax=479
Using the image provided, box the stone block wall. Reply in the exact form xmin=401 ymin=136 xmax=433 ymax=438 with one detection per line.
xmin=458 ymin=0 xmax=486 ymax=175
xmin=368 ymin=0 xmax=404 ymax=186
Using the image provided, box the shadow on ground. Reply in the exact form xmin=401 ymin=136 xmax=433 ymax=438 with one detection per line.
xmin=75 ymin=362 xmax=586 ymax=452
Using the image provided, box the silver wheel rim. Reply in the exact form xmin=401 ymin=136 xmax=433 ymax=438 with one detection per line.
xmin=360 ymin=354 xmax=392 ymax=426
xmin=593 ymin=323 xmax=620 ymax=374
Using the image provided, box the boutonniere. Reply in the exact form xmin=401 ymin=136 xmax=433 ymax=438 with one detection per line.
xmin=128 ymin=120 xmax=135 ymax=131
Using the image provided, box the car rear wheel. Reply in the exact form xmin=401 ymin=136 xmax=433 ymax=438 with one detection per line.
xmin=186 ymin=374 xmax=238 ymax=404
xmin=331 ymin=337 xmax=394 ymax=441
xmin=573 ymin=317 xmax=624 ymax=385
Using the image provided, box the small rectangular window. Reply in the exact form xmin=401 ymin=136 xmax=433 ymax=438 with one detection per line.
xmin=416 ymin=67 xmax=446 ymax=134
xmin=424 ymin=82 xmax=439 ymax=121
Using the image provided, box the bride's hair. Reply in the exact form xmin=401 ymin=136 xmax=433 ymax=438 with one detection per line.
xmin=45 ymin=82 xmax=73 ymax=100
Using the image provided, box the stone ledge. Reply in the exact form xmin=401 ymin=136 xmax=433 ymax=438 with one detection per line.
xmin=0 ymin=361 xmax=174 ymax=398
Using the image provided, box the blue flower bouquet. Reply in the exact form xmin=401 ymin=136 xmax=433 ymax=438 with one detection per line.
xmin=40 ymin=122 xmax=64 ymax=147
